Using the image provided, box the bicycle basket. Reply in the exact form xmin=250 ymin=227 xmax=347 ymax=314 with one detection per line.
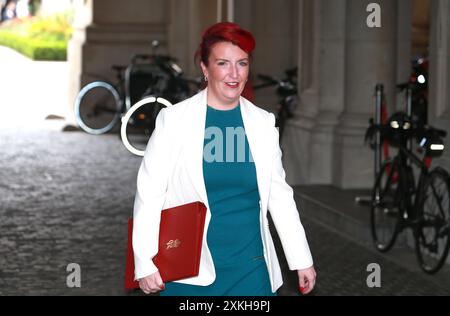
xmin=383 ymin=111 xmax=413 ymax=147
xmin=125 ymin=63 xmax=169 ymax=107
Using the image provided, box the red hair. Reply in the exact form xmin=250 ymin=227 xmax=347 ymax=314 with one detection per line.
xmin=195 ymin=22 xmax=256 ymax=66
xmin=195 ymin=22 xmax=256 ymax=102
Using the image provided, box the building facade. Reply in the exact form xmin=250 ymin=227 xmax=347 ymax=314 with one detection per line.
xmin=68 ymin=0 xmax=450 ymax=189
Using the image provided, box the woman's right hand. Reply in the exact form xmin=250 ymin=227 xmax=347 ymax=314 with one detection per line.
xmin=138 ymin=271 xmax=165 ymax=294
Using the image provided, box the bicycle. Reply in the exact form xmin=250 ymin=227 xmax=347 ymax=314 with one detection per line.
xmin=74 ymin=40 xmax=201 ymax=155
xmin=118 ymin=52 xmax=202 ymax=156
xmin=74 ymin=40 xmax=186 ymax=135
xmin=370 ymin=111 xmax=450 ymax=274
xmin=396 ymin=55 xmax=429 ymax=131
xmin=254 ymin=67 xmax=298 ymax=144
xmin=74 ymin=64 xmax=126 ymax=135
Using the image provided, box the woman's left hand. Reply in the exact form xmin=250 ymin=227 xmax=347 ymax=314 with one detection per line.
xmin=297 ymin=266 xmax=317 ymax=295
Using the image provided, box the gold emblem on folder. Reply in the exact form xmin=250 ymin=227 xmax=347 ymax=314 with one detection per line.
xmin=166 ymin=239 xmax=181 ymax=249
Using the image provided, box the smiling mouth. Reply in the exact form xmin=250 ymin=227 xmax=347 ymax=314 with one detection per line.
xmin=225 ymin=82 xmax=240 ymax=88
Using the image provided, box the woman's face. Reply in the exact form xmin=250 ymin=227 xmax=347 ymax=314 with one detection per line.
xmin=201 ymin=41 xmax=249 ymax=107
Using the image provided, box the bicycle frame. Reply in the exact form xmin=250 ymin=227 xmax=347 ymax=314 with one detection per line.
xmin=104 ymin=68 xmax=127 ymax=113
xmin=393 ymin=144 xmax=430 ymax=230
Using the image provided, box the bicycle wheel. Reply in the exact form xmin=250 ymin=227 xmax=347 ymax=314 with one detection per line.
xmin=371 ymin=160 xmax=403 ymax=252
xmin=120 ymin=96 xmax=172 ymax=156
xmin=415 ymin=167 xmax=450 ymax=274
xmin=74 ymin=81 xmax=122 ymax=134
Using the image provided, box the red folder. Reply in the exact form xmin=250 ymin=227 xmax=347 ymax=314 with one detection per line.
xmin=125 ymin=201 xmax=207 ymax=290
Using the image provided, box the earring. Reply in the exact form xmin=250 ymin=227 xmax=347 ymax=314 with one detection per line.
xmin=204 ymin=76 xmax=208 ymax=82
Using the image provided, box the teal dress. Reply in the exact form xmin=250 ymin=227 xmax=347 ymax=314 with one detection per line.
xmin=161 ymin=103 xmax=275 ymax=296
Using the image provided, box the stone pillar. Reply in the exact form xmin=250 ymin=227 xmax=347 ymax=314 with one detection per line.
xmin=428 ymin=0 xmax=450 ymax=171
xmin=168 ymin=0 xmax=217 ymax=77
xmin=333 ymin=0 xmax=398 ymax=188
xmin=67 ymin=0 xmax=169 ymax=124
xmin=66 ymin=0 xmax=93 ymax=124
xmin=308 ymin=0 xmax=346 ymax=185
xmin=395 ymin=0 xmax=412 ymax=111
xmin=282 ymin=0 xmax=319 ymax=185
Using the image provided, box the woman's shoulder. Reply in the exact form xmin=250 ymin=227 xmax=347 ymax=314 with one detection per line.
xmin=160 ymin=94 xmax=195 ymax=124
xmin=240 ymin=96 xmax=276 ymax=127
xmin=163 ymin=90 xmax=203 ymax=117
xmin=156 ymin=91 xmax=206 ymax=139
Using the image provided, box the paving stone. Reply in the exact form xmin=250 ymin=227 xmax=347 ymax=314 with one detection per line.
xmin=1 ymin=122 xmax=449 ymax=296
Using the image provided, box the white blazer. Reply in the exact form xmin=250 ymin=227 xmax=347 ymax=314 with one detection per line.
xmin=132 ymin=88 xmax=313 ymax=293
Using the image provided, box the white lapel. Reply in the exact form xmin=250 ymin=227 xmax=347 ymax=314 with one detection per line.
xmin=183 ymin=89 xmax=210 ymax=208
xmin=182 ymin=88 xmax=271 ymax=215
xmin=240 ymin=97 xmax=271 ymax=215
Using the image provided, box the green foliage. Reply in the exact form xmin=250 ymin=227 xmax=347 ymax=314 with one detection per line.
xmin=0 ymin=29 xmax=67 ymax=60
xmin=0 ymin=10 xmax=72 ymax=61
xmin=27 ymin=11 xmax=73 ymax=42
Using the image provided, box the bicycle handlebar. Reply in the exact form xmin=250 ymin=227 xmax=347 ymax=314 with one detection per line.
xmin=257 ymin=74 xmax=278 ymax=85
xmin=417 ymin=125 xmax=447 ymax=138
xmin=253 ymin=82 xmax=276 ymax=90
xmin=131 ymin=54 xmax=152 ymax=63
xmin=373 ymin=123 xmax=446 ymax=139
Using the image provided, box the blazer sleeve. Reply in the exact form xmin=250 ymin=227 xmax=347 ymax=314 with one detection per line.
xmin=266 ymin=113 xmax=314 ymax=271
xmin=132 ymin=108 xmax=171 ymax=280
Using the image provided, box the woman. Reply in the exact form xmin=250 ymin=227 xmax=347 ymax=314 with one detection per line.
xmin=132 ymin=22 xmax=316 ymax=296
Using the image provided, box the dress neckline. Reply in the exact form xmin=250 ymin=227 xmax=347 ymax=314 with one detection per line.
xmin=207 ymin=103 xmax=240 ymax=112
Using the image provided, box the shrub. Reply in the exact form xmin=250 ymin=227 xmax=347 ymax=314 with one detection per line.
xmin=27 ymin=12 xmax=73 ymax=42
xmin=0 ymin=29 xmax=67 ymax=60
xmin=0 ymin=11 xmax=72 ymax=61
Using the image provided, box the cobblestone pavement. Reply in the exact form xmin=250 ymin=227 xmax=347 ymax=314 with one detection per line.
xmin=275 ymin=215 xmax=450 ymax=296
xmin=1 ymin=121 xmax=450 ymax=296
xmin=0 ymin=122 xmax=140 ymax=295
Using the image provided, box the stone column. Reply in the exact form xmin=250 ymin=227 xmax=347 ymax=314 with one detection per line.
xmin=280 ymin=0 xmax=319 ymax=185
xmin=395 ymin=0 xmax=412 ymax=111
xmin=307 ymin=0 xmax=346 ymax=185
xmin=168 ymin=0 xmax=217 ymax=77
xmin=66 ymin=0 xmax=93 ymax=124
xmin=332 ymin=0 xmax=398 ymax=188
xmin=67 ymin=0 xmax=169 ymax=124
xmin=428 ymin=0 xmax=450 ymax=171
